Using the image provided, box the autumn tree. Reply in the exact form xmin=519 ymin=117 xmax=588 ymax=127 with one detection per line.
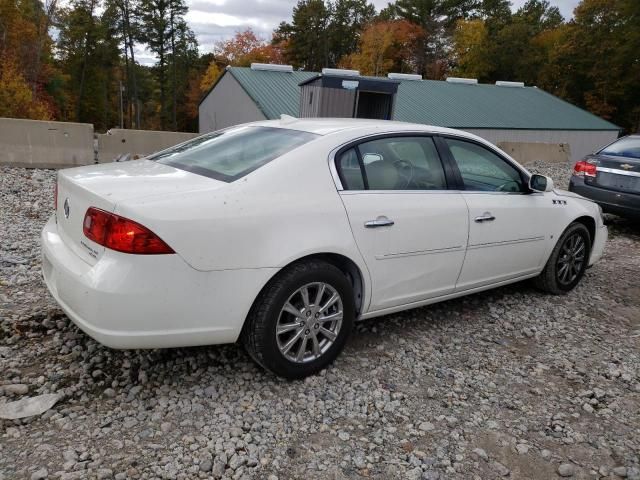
xmin=214 ymin=28 xmax=275 ymax=66
xmin=381 ymin=0 xmax=479 ymax=78
xmin=0 ymin=58 xmax=52 ymax=119
xmin=0 ymin=0 xmax=57 ymax=112
xmin=340 ymin=20 xmax=425 ymax=76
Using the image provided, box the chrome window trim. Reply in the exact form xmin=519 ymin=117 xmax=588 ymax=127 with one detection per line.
xmin=327 ymin=130 xmax=531 ymax=193
xmin=597 ymin=166 xmax=640 ymax=178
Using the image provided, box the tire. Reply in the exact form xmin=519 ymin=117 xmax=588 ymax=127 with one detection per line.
xmin=241 ymin=260 xmax=355 ymax=379
xmin=534 ymin=222 xmax=591 ymax=294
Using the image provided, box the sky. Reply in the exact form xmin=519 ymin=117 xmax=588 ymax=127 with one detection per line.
xmin=137 ymin=0 xmax=581 ymax=64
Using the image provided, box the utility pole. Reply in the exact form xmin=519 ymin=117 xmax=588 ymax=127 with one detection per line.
xmin=119 ymin=80 xmax=124 ymax=128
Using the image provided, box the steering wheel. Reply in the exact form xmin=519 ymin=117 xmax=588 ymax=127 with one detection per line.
xmin=394 ymin=160 xmax=414 ymax=188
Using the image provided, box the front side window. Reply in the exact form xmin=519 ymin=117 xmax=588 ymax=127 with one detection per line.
xmin=445 ymin=138 xmax=525 ymax=192
xmin=599 ymin=137 xmax=640 ymax=159
xmin=336 ymin=136 xmax=447 ymax=191
xmin=149 ymin=126 xmax=318 ymax=182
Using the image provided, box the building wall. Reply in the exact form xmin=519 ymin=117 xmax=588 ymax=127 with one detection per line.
xmin=462 ymin=129 xmax=619 ymax=163
xmin=199 ymin=73 xmax=267 ymax=133
xmin=0 ymin=117 xmax=94 ymax=168
xmin=300 ymin=84 xmax=356 ymax=118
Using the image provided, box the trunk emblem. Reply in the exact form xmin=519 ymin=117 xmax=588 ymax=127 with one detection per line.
xmin=620 ymin=163 xmax=634 ymax=170
xmin=63 ymin=198 xmax=70 ymax=219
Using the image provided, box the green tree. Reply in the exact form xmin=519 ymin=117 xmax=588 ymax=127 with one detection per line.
xmin=276 ymin=0 xmax=331 ymax=70
xmin=327 ymin=0 xmax=376 ymax=66
xmin=56 ymin=0 xmax=121 ymax=129
xmin=138 ymin=0 xmax=194 ymax=130
xmin=382 ymin=0 xmax=479 ymax=78
xmin=542 ymin=0 xmax=639 ymax=131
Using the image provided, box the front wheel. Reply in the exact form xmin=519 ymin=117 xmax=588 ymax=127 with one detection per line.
xmin=534 ymin=222 xmax=591 ymax=294
xmin=241 ymin=260 xmax=355 ymax=379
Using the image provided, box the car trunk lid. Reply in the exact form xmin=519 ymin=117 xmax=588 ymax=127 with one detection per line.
xmin=585 ymin=155 xmax=640 ymax=193
xmin=55 ymin=159 xmax=223 ymax=265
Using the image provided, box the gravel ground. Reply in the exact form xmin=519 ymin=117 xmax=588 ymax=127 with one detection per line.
xmin=1 ymin=163 xmax=639 ymax=480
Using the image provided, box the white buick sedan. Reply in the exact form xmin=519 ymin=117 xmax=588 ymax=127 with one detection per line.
xmin=42 ymin=118 xmax=607 ymax=378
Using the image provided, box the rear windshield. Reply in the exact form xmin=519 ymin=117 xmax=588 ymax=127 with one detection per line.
xmin=149 ymin=126 xmax=318 ymax=181
xmin=599 ymin=137 xmax=640 ymax=159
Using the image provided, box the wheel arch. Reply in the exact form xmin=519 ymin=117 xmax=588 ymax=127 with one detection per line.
xmin=572 ymin=215 xmax=596 ymax=244
xmin=243 ymin=252 xmax=368 ymax=336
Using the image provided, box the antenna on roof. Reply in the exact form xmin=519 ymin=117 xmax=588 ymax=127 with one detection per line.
xmin=387 ymin=73 xmax=422 ymax=81
xmin=250 ymin=63 xmax=294 ymax=73
xmin=495 ymin=81 xmax=525 ymax=87
xmin=446 ymin=77 xmax=478 ymax=85
xmin=321 ymin=68 xmax=360 ymax=77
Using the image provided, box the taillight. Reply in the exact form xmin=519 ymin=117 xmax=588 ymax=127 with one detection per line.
xmin=573 ymin=161 xmax=597 ymax=177
xmin=83 ymin=207 xmax=174 ymax=254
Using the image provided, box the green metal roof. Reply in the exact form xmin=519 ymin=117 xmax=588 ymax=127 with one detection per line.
xmin=225 ymin=67 xmax=620 ymax=131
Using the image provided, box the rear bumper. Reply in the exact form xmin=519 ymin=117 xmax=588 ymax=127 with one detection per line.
xmin=41 ymin=215 xmax=277 ymax=349
xmin=569 ymin=177 xmax=640 ymax=219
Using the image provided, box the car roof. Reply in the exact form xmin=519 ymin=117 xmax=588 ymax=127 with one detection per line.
xmin=248 ymin=116 xmax=469 ymax=137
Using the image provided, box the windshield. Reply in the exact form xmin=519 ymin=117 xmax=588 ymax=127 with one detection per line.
xmin=599 ymin=137 xmax=640 ymax=159
xmin=149 ymin=126 xmax=319 ymax=181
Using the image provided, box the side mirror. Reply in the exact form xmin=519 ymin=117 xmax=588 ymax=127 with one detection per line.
xmin=529 ymin=174 xmax=554 ymax=192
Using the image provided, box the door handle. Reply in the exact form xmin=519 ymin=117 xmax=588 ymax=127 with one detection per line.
xmin=365 ymin=216 xmax=395 ymax=228
xmin=474 ymin=212 xmax=496 ymax=223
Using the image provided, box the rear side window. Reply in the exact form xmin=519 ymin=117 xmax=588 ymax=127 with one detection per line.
xmin=149 ymin=126 xmax=318 ymax=182
xmin=599 ymin=137 xmax=640 ymax=159
xmin=336 ymin=136 xmax=448 ymax=190
xmin=337 ymin=148 xmax=365 ymax=190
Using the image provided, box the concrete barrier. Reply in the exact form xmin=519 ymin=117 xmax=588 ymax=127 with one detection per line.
xmin=97 ymin=129 xmax=198 ymax=163
xmin=497 ymin=142 xmax=571 ymax=166
xmin=0 ymin=118 xmax=94 ymax=168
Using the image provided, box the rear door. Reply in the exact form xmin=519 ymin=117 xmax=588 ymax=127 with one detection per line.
xmin=336 ymin=135 xmax=469 ymax=312
xmin=439 ymin=136 xmax=555 ymax=290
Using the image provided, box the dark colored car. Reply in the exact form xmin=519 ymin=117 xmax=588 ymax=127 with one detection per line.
xmin=569 ymin=135 xmax=640 ymax=219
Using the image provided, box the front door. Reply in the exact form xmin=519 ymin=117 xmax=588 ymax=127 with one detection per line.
xmin=335 ymin=135 xmax=469 ymax=312
xmin=440 ymin=136 xmax=551 ymax=289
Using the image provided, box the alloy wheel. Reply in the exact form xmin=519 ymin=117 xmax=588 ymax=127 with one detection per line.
xmin=276 ymin=282 xmax=343 ymax=363
xmin=556 ymin=232 xmax=586 ymax=286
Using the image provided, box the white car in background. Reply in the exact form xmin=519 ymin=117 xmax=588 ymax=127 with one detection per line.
xmin=42 ymin=118 xmax=607 ymax=378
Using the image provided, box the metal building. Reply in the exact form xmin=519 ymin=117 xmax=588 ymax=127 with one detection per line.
xmin=299 ymin=69 xmax=400 ymax=120
xmin=198 ymin=64 xmax=621 ymax=162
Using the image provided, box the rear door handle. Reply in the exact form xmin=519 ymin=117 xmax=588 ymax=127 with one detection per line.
xmin=365 ymin=216 xmax=394 ymax=228
xmin=474 ymin=212 xmax=496 ymax=223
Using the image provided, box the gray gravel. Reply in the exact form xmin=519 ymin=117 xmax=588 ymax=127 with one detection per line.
xmin=1 ymin=164 xmax=639 ymax=480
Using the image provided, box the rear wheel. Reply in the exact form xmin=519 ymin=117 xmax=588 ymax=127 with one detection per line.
xmin=534 ymin=222 xmax=591 ymax=294
xmin=241 ymin=260 xmax=355 ymax=379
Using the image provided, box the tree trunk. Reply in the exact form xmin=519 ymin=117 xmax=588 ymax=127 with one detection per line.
xmin=170 ymin=7 xmax=177 ymax=131
xmin=120 ymin=5 xmax=130 ymax=128
xmin=124 ymin=0 xmax=140 ymax=128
